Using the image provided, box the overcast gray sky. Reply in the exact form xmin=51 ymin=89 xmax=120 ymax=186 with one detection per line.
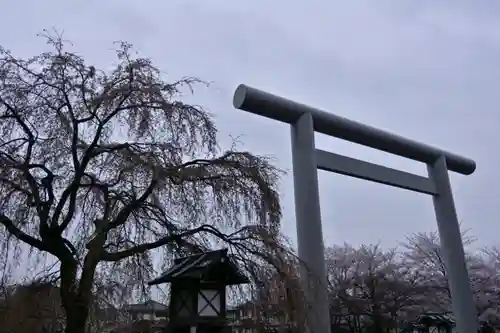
xmin=1 ymin=0 xmax=499 ymax=251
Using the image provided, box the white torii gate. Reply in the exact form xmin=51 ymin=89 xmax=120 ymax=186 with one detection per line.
xmin=233 ymin=84 xmax=477 ymax=333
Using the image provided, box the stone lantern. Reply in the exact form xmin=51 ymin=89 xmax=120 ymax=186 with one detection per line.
xmin=148 ymin=249 xmax=249 ymax=333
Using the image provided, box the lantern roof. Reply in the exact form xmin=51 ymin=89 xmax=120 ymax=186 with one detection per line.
xmin=148 ymin=248 xmax=249 ymax=286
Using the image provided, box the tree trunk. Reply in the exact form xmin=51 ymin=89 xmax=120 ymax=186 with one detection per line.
xmin=65 ymin=302 xmax=90 ymax=333
xmin=60 ymin=254 xmax=98 ymax=333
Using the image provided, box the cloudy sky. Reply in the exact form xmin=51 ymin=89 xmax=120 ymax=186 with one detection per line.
xmin=2 ymin=0 xmax=499 ymax=251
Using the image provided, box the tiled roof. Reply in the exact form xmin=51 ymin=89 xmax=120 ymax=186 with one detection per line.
xmin=122 ymin=300 xmax=167 ymax=312
xmin=148 ymin=249 xmax=249 ymax=286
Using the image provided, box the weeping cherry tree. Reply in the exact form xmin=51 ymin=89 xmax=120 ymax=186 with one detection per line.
xmin=0 ymin=31 xmax=295 ymax=333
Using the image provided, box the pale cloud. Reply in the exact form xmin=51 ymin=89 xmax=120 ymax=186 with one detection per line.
xmin=1 ymin=0 xmax=499 ymax=250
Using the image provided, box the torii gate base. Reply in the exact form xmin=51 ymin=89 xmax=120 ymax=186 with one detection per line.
xmin=233 ymin=84 xmax=478 ymax=333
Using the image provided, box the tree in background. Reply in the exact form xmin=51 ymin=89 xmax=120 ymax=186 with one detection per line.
xmin=403 ymin=231 xmax=500 ymax=325
xmin=480 ymin=247 xmax=500 ymax=327
xmin=0 ymin=281 xmax=65 ymax=333
xmin=326 ymin=244 xmax=432 ymax=333
xmin=0 ymin=30 xmax=297 ymax=333
xmin=326 ymin=236 xmax=500 ymax=333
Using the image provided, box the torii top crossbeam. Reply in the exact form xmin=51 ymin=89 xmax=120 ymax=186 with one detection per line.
xmin=233 ymin=84 xmax=475 ymax=175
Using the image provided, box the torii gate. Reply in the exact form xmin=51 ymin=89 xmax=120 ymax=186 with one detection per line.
xmin=233 ymin=84 xmax=477 ymax=333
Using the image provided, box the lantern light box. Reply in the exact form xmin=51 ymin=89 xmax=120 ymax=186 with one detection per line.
xmin=148 ymin=248 xmax=249 ymax=333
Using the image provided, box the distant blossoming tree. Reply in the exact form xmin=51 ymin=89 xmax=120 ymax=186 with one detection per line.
xmin=325 ymin=236 xmax=500 ymax=332
xmin=326 ymin=243 xmax=433 ymax=333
